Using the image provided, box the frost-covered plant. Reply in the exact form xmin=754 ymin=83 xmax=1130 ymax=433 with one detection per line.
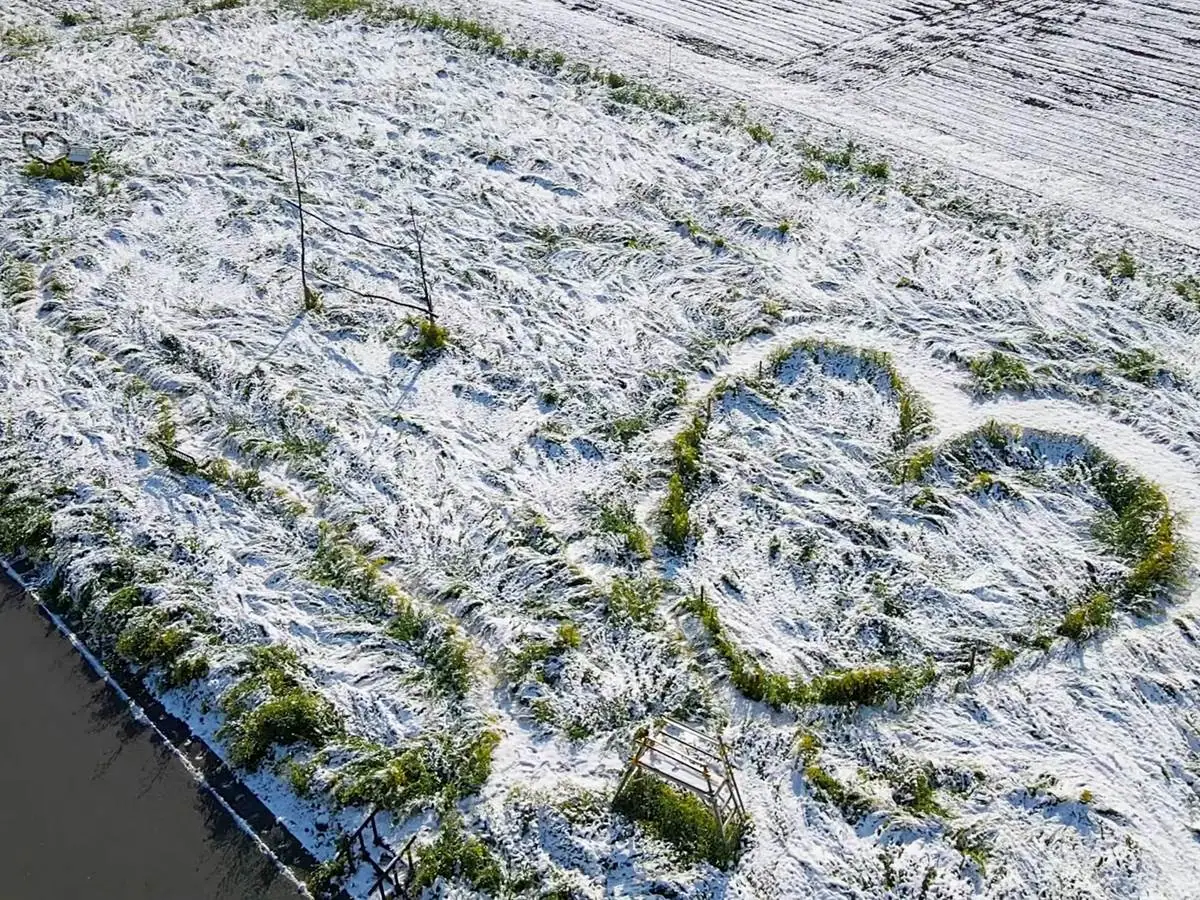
xmin=967 ymin=350 xmax=1034 ymax=394
xmin=606 ymin=576 xmax=662 ymax=628
xmin=1057 ymin=592 xmax=1114 ymax=641
xmin=745 ymin=122 xmax=774 ymax=145
xmin=804 ymin=764 xmax=873 ymax=819
xmin=219 ymin=645 xmax=344 ymax=770
xmin=411 ymin=811 xmax=504 ymax=894
xmin=597 ymin=500 xmax=652 ymax=559
xmin=861 ymin=159 xmax=890 ymax=180
xmin=331 ymin=728 xmax=499 ymax=812
xmin=657 ymin=473 xmax=692 ymax=553
xmin=1113 ymin=347 xmax=1166 ymax=385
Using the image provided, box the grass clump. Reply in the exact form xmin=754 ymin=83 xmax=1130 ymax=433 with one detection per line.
xmin=804 ymin=764 xmax=873 ymax=819
xmin=114 ymin=606 xmax=210 ymax=687
xmin=608 ymin=415 xmax=647 ymax=445
xmin=614 ymin=770 xmax=738 ymax=867
xmin=657 ymin=473 xmax=692 ymax=554
xmin=412 ymin=812 xmax=504 ymax=895
xmin=671 ymin=413 xmax=708 ymax=485
xmin=894 ymin=447 xmax=935 ymax=485
xmin=746 ymin=122 xmax=774 ymax=145
xmin=1057 ymin=593 xmax=1114 ymax=641
xmin=0 ymin=481 xmax=56 ymax=560
xmin=1099 ymin=248 xmax=1138 ymax=280
xmin=968 ymin=351 xmax=1034 ymax=394
xmin=597 ymin=500 xmax=652 ymax=559
xmin=1088 ymin=453 xmax=1186 ymax=600
xmin=219 ymin=645 xmax=343 ymax=770
xmin=332 ymin=729 xmax=499 ymax=812
xmin=22 ymin=158 xmax=86 ymax=185
xmin=806 ymin=663 xmax=935 ymax=707
xmin=1174 ymin=276 xmax=1200 ymax=307
xmin=1113 ymin=347 xmax=1166 ymax=385
xmin=861 ymin=160 xmax=890 ymax=180
xmin=990 ymin=646 xmax=1017 ymax=669
xmin=680 ymin=592 xmax=798 ymax=707
xmin=607 ymin=577 xmax=662 ymax=628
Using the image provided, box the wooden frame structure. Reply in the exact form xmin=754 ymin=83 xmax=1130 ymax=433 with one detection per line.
xmin=348 ymin=807 xmax=417 ymax=900
xmin=615 ymin=718 xmax=747 ymax=857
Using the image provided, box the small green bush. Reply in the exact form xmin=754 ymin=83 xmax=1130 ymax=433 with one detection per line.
xmin=1057 ymin=593 xmax=1114 ymax=641
xmin=614 ymin=770 xmax=736 ymax=867
xmin=413 ymin=318 xmax=448 ymax=358
xmin=22 ymin=159 xmax=86 ymax=185
xmin=968 ymin=351 xmax=1034 ymax=394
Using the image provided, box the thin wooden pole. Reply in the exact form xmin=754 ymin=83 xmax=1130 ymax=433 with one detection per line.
xmin=408 ymin=202 xmax=434 ymax=323
xmin=286 ymin=132 xmax=312 ymax=310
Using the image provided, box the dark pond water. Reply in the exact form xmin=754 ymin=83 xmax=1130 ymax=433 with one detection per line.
xmin=0 ymin=576 xmax=305 ymax=900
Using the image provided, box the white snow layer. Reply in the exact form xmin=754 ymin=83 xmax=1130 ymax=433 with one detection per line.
xmin=2 ymin=1 xmax=1199 ymax=899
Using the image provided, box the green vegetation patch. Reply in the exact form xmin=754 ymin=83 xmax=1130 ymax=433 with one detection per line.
xmin=614 ymin=769 xmax=737 ymax=867
xmin=22 ymin=158 xmax=86 ymax=185
xmin=680 ymin=592 xmax=934 ymax=709
xmin=331 ymin=728 xmax=499 ymax=812
xmin=597 ymin=500 xmax=652 ymax=559
xmin=967 ymin=350 xmax=1034 ymax=394
xmin=412 ymin=811 xmax=504 ymax=894
xmin=219 ymin=646 xmax=343 ymax=770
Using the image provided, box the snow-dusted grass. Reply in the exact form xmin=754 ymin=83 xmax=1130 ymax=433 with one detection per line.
xmin=2 ymin=0 xmax=1199 ymax=896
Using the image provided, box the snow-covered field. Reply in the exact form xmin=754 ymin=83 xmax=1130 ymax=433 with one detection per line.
xmin=1 ymin=0 xmax=1198 ymax=897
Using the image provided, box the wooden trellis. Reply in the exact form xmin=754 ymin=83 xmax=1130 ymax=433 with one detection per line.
xmin=615 ymin=718 xmax=747 ymax=857
xmin=348 ymin=808 xmax=417 ymax=900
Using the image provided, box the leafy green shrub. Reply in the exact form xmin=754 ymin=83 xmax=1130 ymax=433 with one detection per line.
xmin=607 ymin=577 xmax=662 ymax=628
xmin=614 ymin=770 xmax=736 ymax=867
xmin=412 ymin=812 xmax=503 ymax=894
xmin=746 ymin=122 xmax=774 ymax=144
xmin=968 ymin=351 xmax=1034 ymax=394
xmin=219 ymin=646 xmax=342 ymax=770
xmin=597 ymin=500 xmax=652 ymax=559
xmin=1057 ymin=593 xmax=1114 ymax=641
xmin=657 ymin=473 xmax=692 ymax=553
xmin=22 ymin=159 xmax=86 ymax=185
